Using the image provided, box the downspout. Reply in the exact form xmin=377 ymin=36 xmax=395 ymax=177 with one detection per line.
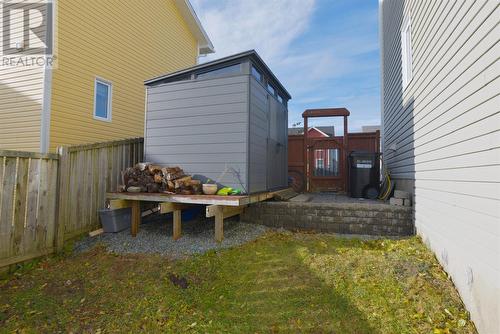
xmin=303 ymin=115 xmax=308 ymax=191
xmin=40 ymin=58 xmax=53 ymax=153
xmin=379 ymin=0 xmax=385 ymax=155
xmin=40 ymin=0 xmax=55 ymax=153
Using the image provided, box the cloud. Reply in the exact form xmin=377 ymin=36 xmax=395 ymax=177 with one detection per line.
xmin=192 ymin=0 xmax=316 ymax=63
xmin=190 ymin=0 xmax=381 ymax=130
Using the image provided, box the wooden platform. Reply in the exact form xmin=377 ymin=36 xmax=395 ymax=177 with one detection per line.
xmin=106 ymin=189 xmax=290 ymax=242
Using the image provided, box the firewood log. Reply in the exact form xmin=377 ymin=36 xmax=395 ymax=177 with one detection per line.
xmin=174 ymin=176 xmax=192 ymax=189
xmin=162 ymin=167 xmax=185 ymax=181
xmin=122 ymin=164 xmax=198 ymax=194
xmin=154 ymin=174 xmax=163 ymax=183
xmin=148 ymin=165 xmax=162 ymax=175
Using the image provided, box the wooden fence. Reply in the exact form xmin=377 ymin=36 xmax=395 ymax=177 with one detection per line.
xmin=0 ymin=151 xmax=59 ymax=268
xmin=58 ymin=138 xmax=143 ymax=239
xmin=0 ymin=137 xmax=143 ymax=269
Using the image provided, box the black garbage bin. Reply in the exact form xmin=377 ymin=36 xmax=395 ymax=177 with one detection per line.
xmin=349 ymin=151 xmax=380 ymax=199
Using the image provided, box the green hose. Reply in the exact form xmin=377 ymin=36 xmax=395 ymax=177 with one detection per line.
xmin=378 ymin=157 xmax=392 ymax=200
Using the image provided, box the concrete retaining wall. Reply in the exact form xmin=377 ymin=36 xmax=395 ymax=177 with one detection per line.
xmin=241 ymin=202 xmax=414 ymax=236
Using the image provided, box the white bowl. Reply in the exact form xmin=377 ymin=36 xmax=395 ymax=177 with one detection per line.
xmin=202 ymin=184 xmax=218 ymax=195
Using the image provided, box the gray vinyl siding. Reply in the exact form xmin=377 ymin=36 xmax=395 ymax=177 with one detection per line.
xmin=380 ymin=1 xmax=500 ymax=333
xmin=248 ymin=77 xmax=269 ymax=192
xmin=145 ymin=75 xmax=249 ymax=191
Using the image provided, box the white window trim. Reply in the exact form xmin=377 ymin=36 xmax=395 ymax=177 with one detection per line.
xmin=401 ymin=16 xmax=413 ymax=89
xmin=93 ymin=77 xmax=112 ymax=122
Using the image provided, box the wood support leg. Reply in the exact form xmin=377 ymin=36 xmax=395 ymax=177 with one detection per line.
xmin=131 ymin=201 xmax=140 ymax=237
xmin=161 ymin=203 xmax=187 ymax=240
xmin=215 ymin=207 xmax=223 ymax=243
xmin=173 ymin=209 xmax=181 ymax=240
xmin=206 ymin=205 xmax=246 ymax=243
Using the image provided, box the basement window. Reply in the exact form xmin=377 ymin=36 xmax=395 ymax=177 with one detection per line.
xmin=94 ymin=78 xmax=112 ymax=122
xmin=401 ymin=16 xmax=413 ymax=88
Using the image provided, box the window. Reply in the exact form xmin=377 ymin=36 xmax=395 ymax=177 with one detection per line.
xmin=313 ymin=149 xmax=339 ymax=177
xmin=277 ymin=94 xmax=284 ymax=104
xmin=161 ymin=74 xmax=191 ymax=84
xmin=196 ymin=64 xmax=241 ymax=79
xmin=401 ymin=16 xmax=413 ymax=88
xmin=267 ymin=83 xmax=276 ymax=96
xmin=251 ymin=65 xmax=263 ymax=82
xmin=94 ymin=78 xmax=112 ymax=121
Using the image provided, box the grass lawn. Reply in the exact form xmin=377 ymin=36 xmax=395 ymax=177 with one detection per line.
xmin=1 ymin=232 xmax=476 ymax=333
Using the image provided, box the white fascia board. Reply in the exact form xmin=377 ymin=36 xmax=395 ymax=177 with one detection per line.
xmin=174 ymin=0 xmax=215 ymax=55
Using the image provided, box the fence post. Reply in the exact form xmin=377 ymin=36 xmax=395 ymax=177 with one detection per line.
xmin=54 ymin=146 xmax=69 ymax=251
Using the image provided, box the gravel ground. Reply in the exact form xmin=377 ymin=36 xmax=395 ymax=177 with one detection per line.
xmin=74 ymin=212 xmax=270 ymax=259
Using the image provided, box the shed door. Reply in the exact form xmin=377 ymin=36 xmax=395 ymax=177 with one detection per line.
xmin=267 ymin=96 xmax=286 ymax=190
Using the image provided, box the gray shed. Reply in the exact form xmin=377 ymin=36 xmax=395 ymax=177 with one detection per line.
xmin=144 ymin=50 xmax=291 ymax=194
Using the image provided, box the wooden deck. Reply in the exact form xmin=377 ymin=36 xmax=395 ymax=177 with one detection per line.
xmin=106 ymin=189 xmax=290 ymax=242
xmin=107 ymin=192 xmax=266 ymax=206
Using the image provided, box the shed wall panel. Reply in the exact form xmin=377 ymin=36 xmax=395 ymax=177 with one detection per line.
xmin=248 ymin=78 xmax=269 ymax=192
xmin=248 ymin=77 xmax=288 ymax=192
xmin=145 ymin=76 xmax=249 ymax=191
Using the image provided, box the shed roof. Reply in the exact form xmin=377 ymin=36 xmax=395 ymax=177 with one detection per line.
xmin=145 ymin=50 xmax=291 ymax=99
xmin=302 ymin=108 xmax=350 ymax=118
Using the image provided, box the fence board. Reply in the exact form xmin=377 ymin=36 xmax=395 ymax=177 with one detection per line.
xmin=83 ymin=149 xmax=92 ymax=229
xmin=12 ymin=157 xmax=29 ymax=256
xmin=25 ymin=158 xmax=40 ymax=252
xmin=1 ymin=137 xmax=144 ymax=269
xmin=0 ymin=158 xmax=17 ymax=260
xmin=35 ymin=157 xmax=50 ymax=251
xmin=44 ymin=159 xmax=58 ymax=249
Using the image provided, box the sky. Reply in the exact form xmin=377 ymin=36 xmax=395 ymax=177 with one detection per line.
xmin=191 ymin=0 xmax=380 ymax=133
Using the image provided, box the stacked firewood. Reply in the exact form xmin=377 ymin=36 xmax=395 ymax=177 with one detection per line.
xmin=120 ymin=163 xmax=202 ymax=194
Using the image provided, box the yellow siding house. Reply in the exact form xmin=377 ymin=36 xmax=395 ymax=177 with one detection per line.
xmin=0 ymin=0 xmax=214 ymax=153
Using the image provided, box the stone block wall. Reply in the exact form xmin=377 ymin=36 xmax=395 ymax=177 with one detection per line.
xmin=241 ymin=202 xmax=414 ymax=236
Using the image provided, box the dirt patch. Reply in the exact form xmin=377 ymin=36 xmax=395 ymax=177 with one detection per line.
xmin=168 ymin=273 xmax=189 ymax=289
xmin=44 ymin=278 xmax=85 ymax=302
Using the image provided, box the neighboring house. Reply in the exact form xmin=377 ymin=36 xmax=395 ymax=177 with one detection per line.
xmin=288 ymin=126 xmax=339 ymax=176
xmin=361 ymin=125 xmax=380 ymax=133
xmin=288 ymin=126 xmax=335 ymax=137
xmin=380 ymin=1 xmax=499 ymax=333
xmin=0 ymin=0 xmax=213 ymax=153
